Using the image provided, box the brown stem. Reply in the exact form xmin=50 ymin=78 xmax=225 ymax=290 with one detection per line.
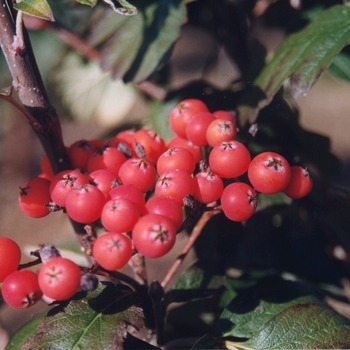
xmin=161 ymin=209 xmax=220 ymax=289
xmin=0 ymin=1 xmax=70 ymax=174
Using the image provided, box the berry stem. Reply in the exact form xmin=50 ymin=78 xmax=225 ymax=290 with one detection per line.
xmin=128 ymin=253 xmax=148 ymax=286
xmin=161 ymin=208 xmax=220 ymax=289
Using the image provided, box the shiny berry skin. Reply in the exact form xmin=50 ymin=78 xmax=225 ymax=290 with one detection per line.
xmin=118 ymin=158 xmax=157 ymax=193
xmin=248 ymin=152 xmax=291 ymax=194
xmin=2 ymin=270 xmax=42 ymax=308
xmin=132 ymin=214 xmax=177 ymax=258
xmin=169 ymin=99 xmax=209 ymax=139
xmin=213 ymin=110 xmax=236 ymax=123
xmin=284 ymin=166 xmax=313 ymax=199
xmin=19 ymin=177 xmax=52 ymax=218
xmin=101 ymin=198 xmax=140 ymax=233
xmin=88 ymin=169 xmax=118 ymax=198
xmin=0 ymin=237 xmax=21 ymax=282
xmin=65 ymin=184 xmax=105 ymax=223
xmin=38 ymin=257 xmax=81 ymax=301
xmin=209 ymin=141 xmax=251 ymax=179
xmin=155 ymin=169 xmax=194 ymax=206
xmin=193 ymin=171 xmax=224 ymax=204
xmin=92 ymin=232 xmax=133 ymax=271
xmin=145 ymin=196 xmax=184 ymax=230
xmin=221 ymin=182 xmax=257 ymax=222
xmin=157 ymin=147 xmax=196 ymax=175
xmin=206 ymin=118 xmax=237 ymax=147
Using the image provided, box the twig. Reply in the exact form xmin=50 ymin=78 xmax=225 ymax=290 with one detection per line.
xmin=128 ymin=253 xmax=148 ymax=286
xmin=161 ymin=209 xmax=221 ymax=289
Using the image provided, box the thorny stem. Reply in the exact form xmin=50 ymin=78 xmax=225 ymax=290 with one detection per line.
xmin=161 ymin=208 xmax=221 ymax=289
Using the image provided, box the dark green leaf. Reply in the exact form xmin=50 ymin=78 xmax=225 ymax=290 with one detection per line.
xmin=218 ymin=274 xmax=323 ymax=338
xmin=76 ymin=0 xmax=98 ymax=7
xmin=328 ymin=52 xmax=350 ymax=84
xmin=239 ymin=5 xmax=350 ymax=123
xmin=236 ymin=303 xmax=350 ymax=349
xmin=5 ymin=313 xmax=45 ymax=350
xmin=191 ymin=334 xmax=222 ymax=349
xmin=87 ymin=0 xmax=187 ymax=83
xmin=174 ymin=262 xmax=225 ymax=290
xmin=22 ymin=283 xmax=144 ymax=350
xmin=13 ymin=0 xmax=54 ymax=21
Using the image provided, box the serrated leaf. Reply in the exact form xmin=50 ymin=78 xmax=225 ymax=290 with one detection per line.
xmin=328 ymin=52 xmax=350 ymax=83
xmin=236 ymin=303 xmax=350 ymax=349
xmin=239 ymin=5 xmax=350 ymax=123
xmin=218 ymin=274 xmax=323 ymax=338
xmin=87 ymin=0 xmax=187 ymax=83
xmin=5 ymin=313 xmax=45 ymax=350
xmin=13 ymin=0 xmax=54 ymax=21
xmin=76 ymin=0 xmax=98 ymax=7
xmin=22 ymin=283 xmax=144 ymax=350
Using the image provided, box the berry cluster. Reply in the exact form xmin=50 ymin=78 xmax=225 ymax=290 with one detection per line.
xmin=4 ymin=98 xmax=313 ymax=308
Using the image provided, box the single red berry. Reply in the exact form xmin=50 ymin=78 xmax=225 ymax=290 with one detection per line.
xmin=284 ymin=166 xmax=313 ymax=199
xmin=19 ymin=177 xmax=52 ymax=218
xmin=221 ymin=182 xmax=257 ymax=222
xmin=0 ymin=237 xmax=21 ymax=282
xmin=38 ymin=257 xmax=81 ymax=301
xmin=2 ymin=270 xmax=42 ymax=308
xmin=248 ymin=152 xmax=291 ymax=194
xmin=132 ymin=214 xmax=177 ymax=258
xmin=92 ymin=232 xmax=133 ymax=271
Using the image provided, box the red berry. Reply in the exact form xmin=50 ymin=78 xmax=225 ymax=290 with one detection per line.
xmin=19 ymin=177 xmax=52 ymax=218
xmin=193 ymin=171 xmax=224 ymax=204
xmin=185 ymin=112 xmax=215 ymax=146
xmin=157 ymin=147 xmax=196 ymax=175
xmin=209 ymin=141 xmax=251 ymax=178
xmin=284 ymin=166 xmax=313 ymax=199
xmin=65 ymin=184 xmax=105 ymax=223
xmin=248 ymin=152 xmax=291 ymax=194
xmin=221 ymin=182 xmax=257 ymax=222
xmin=132 ymin=214 xmax=177 ymax=258
xmin=0 ymin=237 xmax=21 ymax=282
xmin=206 ymin=118 xmax=237 ymax=147
xmin=2 ymin=270 xmax=42 ymax=308
xmin=92 ymin=232 xmax=133 ymax=271
xmin=38 ymin=257 xmax=81 ymax=301
xmin=169 ymin=99 xmax=209 ymax=139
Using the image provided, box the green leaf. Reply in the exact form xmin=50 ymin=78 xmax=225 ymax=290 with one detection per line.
xmin=51 ymin=52 xmax=138 ymax=126
xmin=5 ymin=313 xmax=45 ymax=350
xmin=239 ymin=5 xmax=350 ymax=123
xmin=76 ymin=0 xmax=98 ymax=7
xmin=174 ymin=262 xmax=225 ymax=291
xmin=22 ymin=283 xmax=144 ymax=350
xmin=236 ymin=303 xmax=350 ymax=349
xmin=218 ymin=274 xmax=323 ymax=339
xmin=328 ymin=52 xmax=350 ymax=83
xmin=13 ymin=0 xmax=54 ymax=21
xmin=87 ymin=0 xmax=187 ymax=83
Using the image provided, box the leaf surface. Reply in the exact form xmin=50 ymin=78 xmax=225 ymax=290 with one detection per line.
xmin=22 ymin=283 xmax=144 ymax=350
xmin=239 ymin=5 xmax=350 ymax=123
xmin=87 ymin=0 xmax=187 ymax=83
xmin=218 ymin=274 xmax=323 ymax=338
xmin=13 ymin=0 xmax=54 ymax=21
xmin=237 ymin=303 xmax=350 ymax=349
xmin=75 ymin=0 xmax=98 ymax=7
